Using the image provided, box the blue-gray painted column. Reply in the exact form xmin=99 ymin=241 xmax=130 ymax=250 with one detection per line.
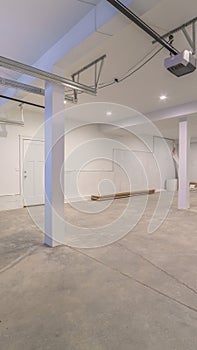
xmin=44 ymin=80 xmax=65 ymax=247
xmin=178 ymin=118 xmax=190 ymax=209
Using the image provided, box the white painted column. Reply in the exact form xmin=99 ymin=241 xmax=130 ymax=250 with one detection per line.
xmin=44 ymin=79 xmax=65 ymax=247
xmin=178 ymin=118 xmax=190 ymax=209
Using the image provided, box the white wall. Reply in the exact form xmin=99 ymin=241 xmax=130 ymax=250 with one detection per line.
xmin=153 ymin=136 xmax=175 ymax=188
xmin=0 ymin=107 xmax=44 ymax=210
xmin=190 ymin=142 xmax=197 ymax=181
xmin=112 ymin=133 xmax=175 ymax=191
xmin=0 ymin=111 xmax=176 ymax=210
xmin=65 ymin=124 xmax=176 ymax=200
xmin=65 ymin=124 xmax=115 ymax=200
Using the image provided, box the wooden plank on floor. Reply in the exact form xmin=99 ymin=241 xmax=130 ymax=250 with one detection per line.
xmin=91 ymin=189 xmax=155 ymax=201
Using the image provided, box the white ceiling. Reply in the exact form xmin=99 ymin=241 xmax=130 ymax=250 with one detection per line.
xmin=59 ymin=0 xmax=197 ymax=139
xmin=0 ymin=0 xmax=100 ymax=63
xmin=154 ymin=114 xmax=197 ymax=140
xmin=0 ymin=0 xmax=100 ymax=96
xmin=1 ymin=0 xmax=197 ymax=139
xmin=64 ymin=0 xmax=197 ymax=113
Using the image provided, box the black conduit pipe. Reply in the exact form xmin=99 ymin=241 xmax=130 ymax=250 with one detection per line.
xmin=106 ymin=0 xmax=179 ymax=55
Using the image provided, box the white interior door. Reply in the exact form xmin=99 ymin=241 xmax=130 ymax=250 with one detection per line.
xmin=23 ymin=139 xmax=44 ymax=206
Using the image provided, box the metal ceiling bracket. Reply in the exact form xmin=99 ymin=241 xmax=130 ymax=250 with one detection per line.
xmin=64 ymin=94 xmax=76 ymax=103
xmin=0 ymin=77 xmax=44 ymax=95
xmin=70 ymin=54 xmax=106 ymax=103
xmin=0 ymin=56 xmax=96 ymax=95
xmin=71 ymin=54 xmax=106 ymax=84
xmin=152 ymin=17 xmax=197 ymax=55
xmin=0 ymin=119 xmax=24 ymax=125
xmin=182 ymin=23 xmax=196 ymax=54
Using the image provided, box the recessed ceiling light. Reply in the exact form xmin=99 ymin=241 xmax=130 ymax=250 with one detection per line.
xmin=160 ymin=95 xmax=167 ymax=100
xmin=64 ymin=100 xmax=67 ymax=104
xmin=106 ymin=111 xmax=112 ymax=116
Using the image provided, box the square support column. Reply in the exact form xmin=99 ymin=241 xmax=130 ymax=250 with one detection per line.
xmin=44 ymin=81 xmax=65 ymax=247
xmin=178 ymin=118 xmax=190 ymax=209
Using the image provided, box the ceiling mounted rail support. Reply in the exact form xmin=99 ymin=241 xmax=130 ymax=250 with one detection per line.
xmin=0 ymin=77 xmax=44 ymax=95
xmin=71 ymin=54 xmax=106 ymax=103
xmin=0 ymin=103 xmax=24 ymax=125
xmin=0 ymin=94 xmax=44 ymax=109
xmin=0 ymin=119 xmax=24 ymax=125
xmin=64 ymin=94 xmax=76 ymax=103
xmin=106 ymin=0 xmax=179 ymax=55
xmin=72 ymin=54 xmax=106 ymax=88
xmin=152 ymin=17 xmax=197 ymax=55
xmin=0 ymin=56 xmax=96 ymax=95
xmin=182 ymin=24 xmax=196 ymax=54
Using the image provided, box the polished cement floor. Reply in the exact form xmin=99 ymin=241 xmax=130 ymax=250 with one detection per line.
xmin=0 ymin=192 xmax=197 ymax=350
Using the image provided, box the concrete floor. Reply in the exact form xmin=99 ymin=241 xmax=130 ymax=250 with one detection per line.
xmin=1 ymin=192 xmax=197 ymax=350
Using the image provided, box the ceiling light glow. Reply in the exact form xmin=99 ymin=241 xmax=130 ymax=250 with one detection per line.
xmin=160 ymin=95 xmax=167 ymax=100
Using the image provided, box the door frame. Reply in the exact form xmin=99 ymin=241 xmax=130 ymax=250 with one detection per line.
xmin=20 ymin=136 xmax=44 ymax=206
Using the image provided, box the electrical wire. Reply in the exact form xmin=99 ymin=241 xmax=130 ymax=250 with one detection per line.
xmin=119 ymin=46 xmax=164 ymax=82
xmin=99 ymin=45 xmax=164 ymax=89
xmin=65 ymin=43 xmax=166 ymax=99
xmin=99 ymin=37 xmax=174 ymax=88
xmin=65 ymin=46 xmax=163 ymax=99
xmin=98 ymin=45 xmax=159 ymax=86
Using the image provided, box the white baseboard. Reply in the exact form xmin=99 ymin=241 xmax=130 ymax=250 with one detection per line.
xmin=0 ymin=195 xmax=23 ymax=211
xmin=0 ymin=194 xmax=90 ymax=211
xmin=64 ymin=195 xmax=90 ymax=203
xmin=0 ymin=190 xmax=167 ymax=212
